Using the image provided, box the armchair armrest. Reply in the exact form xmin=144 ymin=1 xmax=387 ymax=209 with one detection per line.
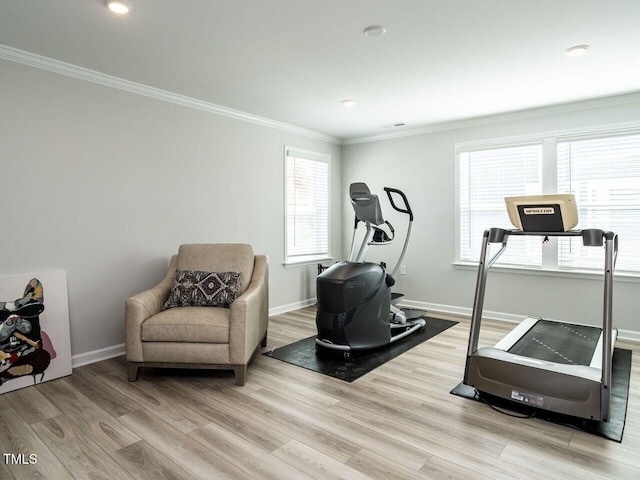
xmin=229 ymin=255 xmax=269 ymax=364
xmin=125 ymin=255 xmax=177 ymax=362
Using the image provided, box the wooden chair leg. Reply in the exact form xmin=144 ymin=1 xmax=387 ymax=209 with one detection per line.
xmin=128 ymin=363 xmax=139 ymax=382
xmin=234 ymin=365 xmax=247 ymax=386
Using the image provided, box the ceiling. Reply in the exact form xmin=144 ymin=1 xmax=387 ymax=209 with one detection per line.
xmin=1 ymin=0 xmax=639 ymax=141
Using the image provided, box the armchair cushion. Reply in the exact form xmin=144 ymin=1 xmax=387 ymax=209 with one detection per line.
xmin=141 ymin=306 xmax=230 ymax=343
xmin=163 ymin=270 xmax=241 ymax=309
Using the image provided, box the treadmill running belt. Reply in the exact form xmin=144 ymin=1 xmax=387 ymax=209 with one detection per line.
xmin=507 ymin=319 xmax=601 ymax=365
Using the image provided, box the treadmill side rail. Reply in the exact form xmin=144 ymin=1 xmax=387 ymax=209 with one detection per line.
xmin=493 ymin=316 xmax=540 ymax=351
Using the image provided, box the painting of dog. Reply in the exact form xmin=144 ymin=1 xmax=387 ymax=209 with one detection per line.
xmin=0 ymin=272 xmax=71 ymax=394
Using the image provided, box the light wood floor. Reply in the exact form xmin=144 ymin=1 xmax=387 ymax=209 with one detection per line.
xmin=1 ymin=306 xmax=638 ymax=479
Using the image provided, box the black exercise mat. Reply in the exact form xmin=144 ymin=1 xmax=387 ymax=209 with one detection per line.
xmin=450 ymin=348 xmax=632 ymax=442
xmin=264 ymin=317 xmax=457 ymax=382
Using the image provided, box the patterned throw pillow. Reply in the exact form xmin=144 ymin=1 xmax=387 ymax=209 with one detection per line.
xmin=163 ymin=270 xmax=242 ymax=309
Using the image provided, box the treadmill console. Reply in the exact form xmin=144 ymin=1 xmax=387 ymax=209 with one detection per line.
xmin=505 ymin=194 xmax=578 ymax=232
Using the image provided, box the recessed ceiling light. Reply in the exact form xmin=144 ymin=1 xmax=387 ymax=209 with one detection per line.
xmin=564 ymin=45 xmax=589 ymax=56
xmin=363 ymin=25 xmax=386 ymax=37
xmin=105 ymin=0 xmax=134 ymax=14
xmin=341 ymin=99 xmax=356 ymax=108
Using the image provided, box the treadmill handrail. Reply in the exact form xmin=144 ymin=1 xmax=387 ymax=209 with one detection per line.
xmin=484 ymin=228 xmax=613 ymax=244
xmin=600 ymin=230 xmax=617 ymax=420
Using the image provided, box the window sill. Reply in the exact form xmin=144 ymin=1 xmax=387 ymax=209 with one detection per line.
xmin=453 ymin=261 xmax=640 ymax=283
xmin=283 ymin=257 xmax=334 ymax=268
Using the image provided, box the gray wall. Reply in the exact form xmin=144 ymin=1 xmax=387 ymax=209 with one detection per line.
xmin=1 ymin=59 xmax=342 ymax=360
xmin=342 ymin=100 xmax=640 ymax=338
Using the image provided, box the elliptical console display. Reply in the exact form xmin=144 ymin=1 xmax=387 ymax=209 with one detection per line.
xmin=315 ymin=183 xmax=426 ymax=357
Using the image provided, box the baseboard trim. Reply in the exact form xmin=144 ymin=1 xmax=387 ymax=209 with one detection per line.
xmin=72 ymin=343 xmax=125 ymax=369
xmin=399 ymin=299 xmax=522 ymax=324
xmin=618 ymin=329 xmax=640 ymax=343
xmin=269 ymin=298 xmax=317 ymax=316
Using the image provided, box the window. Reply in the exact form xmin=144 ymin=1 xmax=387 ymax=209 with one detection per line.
xmin=457 ymin=127 xmax=640 ymax=275
xmin=557 ymin=134 xmax=640 ymax=272
xmin=458 ymin=143 xmax=542 ymax=267
xmin=284 ymin=147 xmax=330 ymax=265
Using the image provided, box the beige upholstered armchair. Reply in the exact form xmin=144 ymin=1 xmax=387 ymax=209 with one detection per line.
xmin=125 ymin=244 xmax=268 ymax=386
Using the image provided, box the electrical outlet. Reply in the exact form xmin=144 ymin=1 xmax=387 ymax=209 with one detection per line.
xmin=399 ymin=265 xmax=406 ymax=275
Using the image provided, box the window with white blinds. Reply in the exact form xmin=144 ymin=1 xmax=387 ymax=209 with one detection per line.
xmin=457 ymin=128 xmax=640 ymax=275
xmin=557 ymin=133 xmax=640 ymax=273
xmin=284 ymin=147 xmax=330 ymax=264
xmin=458 ymin=144 xmax=543 ymax=267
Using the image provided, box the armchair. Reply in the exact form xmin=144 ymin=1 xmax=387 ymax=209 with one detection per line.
xmin=125 ymin=244 xmax=268 ymax=385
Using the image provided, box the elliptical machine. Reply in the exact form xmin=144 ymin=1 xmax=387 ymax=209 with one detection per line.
xmin=315 ymin=183 xmax=426 ymax=358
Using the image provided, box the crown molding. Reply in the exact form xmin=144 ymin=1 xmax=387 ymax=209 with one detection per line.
xmin=0 ymin=44 xmax=340 ymax=144
xmin=4 ymin=43 xmax=638 ymax=148
xmin=343 ymin=91 xmax=640 ymax=145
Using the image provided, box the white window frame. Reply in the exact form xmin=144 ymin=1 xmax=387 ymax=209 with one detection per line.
xmin=284 ymin=146 xmax=331 ymax=266
xmin=455 ymin=122 xmax=640 ymax=280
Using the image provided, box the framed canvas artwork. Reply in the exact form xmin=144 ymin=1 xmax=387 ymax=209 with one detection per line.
xmin=0 ymin=271 xmax=72 ymax=394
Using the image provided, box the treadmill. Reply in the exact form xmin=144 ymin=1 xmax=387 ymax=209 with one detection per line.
xmin=463 ymin=194 xmax=618 ymax=421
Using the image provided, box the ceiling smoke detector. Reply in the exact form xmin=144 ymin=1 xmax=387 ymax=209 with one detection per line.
xmin=363 ymin=25 xmax=386 ymax=37
xmin=564 ymin=45 xmax=590 ymax=56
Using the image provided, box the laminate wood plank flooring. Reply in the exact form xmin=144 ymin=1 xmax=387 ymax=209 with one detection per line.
xmin=1 ymin=306 xmax=638 ymax=479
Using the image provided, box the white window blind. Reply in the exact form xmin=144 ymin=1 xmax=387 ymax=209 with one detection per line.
xmin=457 ymin=128 xmax=640 ymax=275
xmin=285 ymin=147 xmax=330 ymax=264
xmin=459 ymin=144 xmax=542 ymax=266
xmin=557 ymin=133 xmax=640 ymax=273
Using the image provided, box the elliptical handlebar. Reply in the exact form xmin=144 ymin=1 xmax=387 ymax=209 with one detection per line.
xmin=381 ymin=186 xmax=413 ymax=277
xmin=384 ymin=187 xmax=414 ymax=221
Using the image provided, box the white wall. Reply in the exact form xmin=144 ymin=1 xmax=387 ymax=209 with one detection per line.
xmin=0 ymin=59 xmax=342 ymax=360
xmin=342 ymin=99 xmax=640 ymax=337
